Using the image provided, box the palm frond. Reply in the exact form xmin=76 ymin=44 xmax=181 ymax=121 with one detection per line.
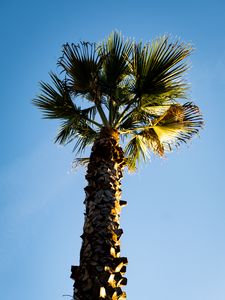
xmin=98 ymin=31 xmax=133 ymax=92
xmin=119 ymin=108 xmax=149 ymax=131
xmin=72 ymin=124 xmax=99 ymax=155
xmin=58 ymin=42 xmax=101 ymax=97
xmin=124 ymin=135 xmax=150 ymax=171
xmin=123 ymin=102 xmax=203 ymax=164
xmin=72 ymin=157 xmax=90 ymax=170
xmin=82 ymin=105 xmax=98 ymax=121
xmin=34 ymin=73 xmax=100 ymax=146
xmin=131 ymin=36 xmax=192 ymax=101
xmin=140 ymin=128 xmax=165 ymax=156
xmin=55 ymin=119 xmax=76 ymax=144
xmin=141 ymin=104 xmax=172 ymax=116
xmin=55 ymin=117 xmax=98 ymax=153
xmin=33 ymin=73 xmax=76 ymax=119
xmin=152 ymin=102 xmax=203 ymax=151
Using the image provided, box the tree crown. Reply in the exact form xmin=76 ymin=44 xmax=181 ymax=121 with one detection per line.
xmin=33 ymin=31 xmax=203 ymax=171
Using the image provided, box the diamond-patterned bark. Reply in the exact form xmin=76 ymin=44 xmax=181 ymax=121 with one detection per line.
xmin=71 ymin=128 xmax=127 ymax=300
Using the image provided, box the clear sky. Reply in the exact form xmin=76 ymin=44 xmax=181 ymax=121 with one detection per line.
xmin=1 ymin=0 xmax=225 ymax=299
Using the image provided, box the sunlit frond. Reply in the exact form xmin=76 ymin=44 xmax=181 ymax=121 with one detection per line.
xmin=152 ymin=102 xmax=203 ymax=151
xmin=140 ymin=128 xmax=165 ymax=156
xmin=124 ymin=135 xmax=150 ymax=171
xmin=141 ymin=105 xmax=172 ymax=116
xmin=123 ymin=101 xmax=203 ymax=167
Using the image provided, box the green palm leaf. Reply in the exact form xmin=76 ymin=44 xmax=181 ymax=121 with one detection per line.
xmin=33 ymin=72 xmax=76 ymax=119
xmin=98 ymin=31 xmax=133 ymax=93
xmin=73 ymin=123 xmax=98 ymax=155
xmin=124 ymin=135 xmax=150 ymax=171
xmin=58 ymin=42 xmax=101 ymax=98
xmin=55 ymin=119 xmax=76 ymax=144
xmin=131 ymin=36 xmax=192 ymax=101
xmin=33 ymin=72 xmax=101 ymax=145
xmin=55 ymin=118 xmax=98 ymax=150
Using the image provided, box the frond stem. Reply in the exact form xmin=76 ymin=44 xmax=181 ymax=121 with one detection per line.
xmin=85 ymin=117 xmax=102 ymax=128
xmin=120 ymin=124 xmax=154 ymax=134
xmin=114 ymin=100 xmax=135 ymax=128
xmin=96 ymin=103 xmax=110 ymax=127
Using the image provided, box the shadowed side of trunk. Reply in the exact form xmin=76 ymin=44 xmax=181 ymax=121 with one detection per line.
xmin=71 ymin=128 xmax=128 ymax=300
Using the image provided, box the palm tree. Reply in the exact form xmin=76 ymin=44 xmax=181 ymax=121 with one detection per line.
xmin=33 ymin=32 xmax=203 ymax=300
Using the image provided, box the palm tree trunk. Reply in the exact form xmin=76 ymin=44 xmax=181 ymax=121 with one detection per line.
xmin=71 ymin=127 xmax=128 ymax=300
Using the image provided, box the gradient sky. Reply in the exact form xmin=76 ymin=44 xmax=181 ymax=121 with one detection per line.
xmin=1 ymin=0 xmax=225 ymax=299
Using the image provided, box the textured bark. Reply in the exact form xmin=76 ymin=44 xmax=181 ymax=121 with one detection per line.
xmin=71 ymin=127 xmax=128 ymax=300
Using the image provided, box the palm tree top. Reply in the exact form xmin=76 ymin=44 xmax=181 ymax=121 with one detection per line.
xmin=33 ymin=31 xmax=203 ymax=171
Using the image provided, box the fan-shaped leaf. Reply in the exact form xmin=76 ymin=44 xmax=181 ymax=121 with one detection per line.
xmin=124 ymin=135 xmax=150 ymax=171
xmin=98 ymin=31 xmax=133 ymax=92
xmin=33 ymin=73 xmax=76 ymax=119
xmin=152 ymin=102 xmax=203 ymax=150
xmin=58 ymin=42 xmax=101 ymax=97
xmin=131 ymin=36 xmax=192 ymax=100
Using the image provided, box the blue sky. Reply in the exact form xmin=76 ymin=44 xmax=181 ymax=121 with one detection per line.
xmin=1 ymin=0 xmax=225 ymax=299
